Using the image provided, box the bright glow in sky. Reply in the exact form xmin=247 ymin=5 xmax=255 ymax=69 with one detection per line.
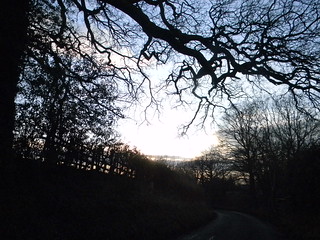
xmin=117 ymin=106 xmax=219 ymax=159
xmin=116 ymin=62 xmax=220 ymax=159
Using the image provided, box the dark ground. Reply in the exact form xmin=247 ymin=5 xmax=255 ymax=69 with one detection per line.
xmin=0 ymin=160 xmax=214 ymax=240
xmin=1 ymin=159 xmax=319 ymax=240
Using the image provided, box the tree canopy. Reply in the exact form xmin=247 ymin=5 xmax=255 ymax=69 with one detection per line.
xmin=16 ymin=0 xmax=320 ymax=125
xmin=1 ymin=0 xmax=320 ymax=164
xmin=59 ymin=0 xmax=320 ymax=122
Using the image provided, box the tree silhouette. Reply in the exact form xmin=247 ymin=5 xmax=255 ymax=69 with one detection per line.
xmin=14 ymin=1 xmax=125 ymax=166
xmin=67 ymin=0 xmax=320 ymax=128
xmin=15 ymin=52 xmax=121 ymax=165
xmin=219 ymin=101 xmax=264 ymax=195
xmin=0 ymin=0 xmax=30 ymax=168
xmin=219 ymin=96 xmax=320 ymax=209
xmin=2 ymin=0 xmax=320 ymax=170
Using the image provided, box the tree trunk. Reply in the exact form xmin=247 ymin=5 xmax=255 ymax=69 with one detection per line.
xmin=0 ymin=1 xmax=29 ymax=169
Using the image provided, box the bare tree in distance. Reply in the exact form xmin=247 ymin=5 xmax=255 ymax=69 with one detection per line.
xmin=176 ymin=144 xmax=232 ymax=184
xmin=218 ymin=96 xmax=320 ymax=208
xmin=219 ymin=100 xmax=264 ymax=195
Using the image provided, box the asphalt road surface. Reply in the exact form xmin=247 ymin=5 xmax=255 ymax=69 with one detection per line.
xmin=177 ymin=210 xmax=283 ymax=240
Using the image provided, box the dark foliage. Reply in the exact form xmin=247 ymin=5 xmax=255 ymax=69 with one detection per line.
xmin=288 ymin=146 xmax=320 ymax=212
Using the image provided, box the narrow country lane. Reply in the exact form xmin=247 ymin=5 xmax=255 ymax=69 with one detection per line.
xmin=177 ymin=210 xmax=284 ymax=240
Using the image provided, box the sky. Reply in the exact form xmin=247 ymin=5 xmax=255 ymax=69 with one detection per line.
xmin=115 ymin=57 xmax=221 ymax=159
xmin=117 ymin=105 xmax=219 ymax=159
xmin=113 ymin=57 xmax=225 ymax=159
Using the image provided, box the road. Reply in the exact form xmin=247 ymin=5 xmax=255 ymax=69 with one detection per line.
xmin=177 ymin=210 xmax=284 ymax=240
